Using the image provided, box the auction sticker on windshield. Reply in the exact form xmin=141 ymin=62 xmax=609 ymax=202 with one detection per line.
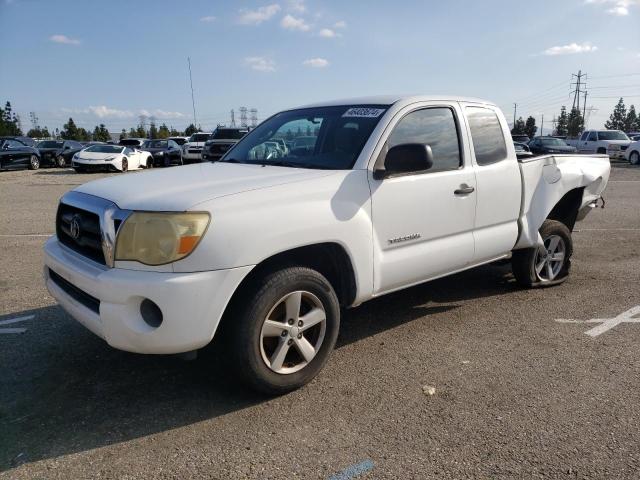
xmin=342 ymin=108 xmax=386 ymax=118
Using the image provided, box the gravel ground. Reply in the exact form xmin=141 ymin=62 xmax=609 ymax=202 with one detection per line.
xmin=1 ymin=163 xmax=639 ymax=479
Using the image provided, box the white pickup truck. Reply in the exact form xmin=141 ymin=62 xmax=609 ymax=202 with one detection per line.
xmin=566 ymin=129 xmax=631 ymax=160
xmin=43 ymin=96 xmax=610 ymax=394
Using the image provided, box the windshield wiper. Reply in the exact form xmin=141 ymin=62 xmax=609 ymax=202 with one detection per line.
xmin=217 ymin=158 xmax=241 ymax=163
xmin=257 ymin=160 xmax=302 ymax=168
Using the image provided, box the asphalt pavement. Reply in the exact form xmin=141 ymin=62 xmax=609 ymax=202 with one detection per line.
xmin=1 ymin=163 xmax=639 ymax=479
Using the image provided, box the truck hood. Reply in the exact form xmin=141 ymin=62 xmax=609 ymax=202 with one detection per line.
xmin=74 ymin=162 xmax=336 ymax=211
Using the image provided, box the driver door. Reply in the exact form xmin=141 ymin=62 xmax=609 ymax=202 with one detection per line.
xmin=368 ymin=103 xmax=477 ymax=295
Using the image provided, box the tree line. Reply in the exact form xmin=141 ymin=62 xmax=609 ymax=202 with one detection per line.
xmin=511 ymin=97 xmax=639 ymax=139
xmin=1 ymin=99 xmax=201 ymax=142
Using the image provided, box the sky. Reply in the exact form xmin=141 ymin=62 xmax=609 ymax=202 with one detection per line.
xmin=1 ymin=0 xmax=639 ymax=135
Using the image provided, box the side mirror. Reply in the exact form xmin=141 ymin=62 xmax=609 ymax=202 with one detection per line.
xmin=374 ymin=143 xmax=434 ymax=179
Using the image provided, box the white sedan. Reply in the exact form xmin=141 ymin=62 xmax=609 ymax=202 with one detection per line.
xmin=625 ymin=140 xmax=640 ymax=165
xmin=71 ymin=145 xmax=153 ymax=173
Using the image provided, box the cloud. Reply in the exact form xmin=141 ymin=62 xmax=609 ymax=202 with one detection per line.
xmin=303 ymin=57 xmax=329 ymax=68
xmin=88 ymin=106 xmax=133 ymax=118
xmin=61 ymin=106 xmax=185 ymax=120
xmin=138 ymin=109 xmax=186 ymax=119
xmin=238 ymin=4 xmax=281 ymax=25
xmin=334 ymin=20 xmax=347 ymax=28
xmin=542 ymin=42 xmax=598 ymax=55
xmin=318 ymin=28 xmax=339 ymax=38
xmin=245 ymin=56 xmax=276 ymax=72
xmin=49 ymin=34 xmax=81 ymax=45
xmin=287 ymin=0 xmax=306 ymax=13
xmin=200 ymin=16 xmax=216 ymax=22
xmin=280 ymin=14 xmax=310 ymax=31
xmin=585 ymin=0 xmax=640 ymax=15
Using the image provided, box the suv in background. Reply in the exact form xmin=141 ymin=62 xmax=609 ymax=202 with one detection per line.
xmin=182 ymin=132 xmax=212 ymax=163
xmin=202 ymin=127 xmax=249 ymax=161
xmin=567 ymin=130 xmax=631 ymax=159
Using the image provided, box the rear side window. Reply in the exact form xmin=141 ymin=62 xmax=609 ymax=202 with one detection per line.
xmin=388 ymin=107 xmax=461 ymax=172
xmin=466 ymin=107 xmax=507 ymax=166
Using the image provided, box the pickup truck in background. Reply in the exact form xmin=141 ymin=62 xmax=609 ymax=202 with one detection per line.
xmin=202 ymin=127 xmax=249 ymax=162
xmin=43 ymin=96 xmax=610 ymax=394
xmin=566 ymin=129 xmax=631 ymax=159
xmin=182 ymin=132 xmax=212 ymax=164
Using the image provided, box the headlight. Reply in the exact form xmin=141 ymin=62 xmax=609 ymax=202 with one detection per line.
xmin=73 ymin=153 xmax=79 ymax=160
xmin=104 ymin=156 xmax=116 ymax=161
xmin=156 ymin=151 xmax=164 ymax=156
xmin=115 ymin=212 xmax=210 ymax=265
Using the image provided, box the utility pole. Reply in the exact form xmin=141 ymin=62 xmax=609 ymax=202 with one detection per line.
xmin=187 ymin=57 xmax=198 ymax=128
xmin=571 ymin=70 xmax=587 ymax=114
xmin=230 ymin=109 xmax=236 ymax=127
xmin=239 ymin=107 xmax=248 ymax=128
xmin=540 ymin=114 xmax=544 ymax=137
xmin=582 ymin=90 xmax=588 ymax=124
xmin=513 ymin=103 xmax=517 ymax=129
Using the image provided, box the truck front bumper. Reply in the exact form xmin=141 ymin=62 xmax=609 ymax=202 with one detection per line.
xmin=43 ymin=237 xmax=252 ymax=354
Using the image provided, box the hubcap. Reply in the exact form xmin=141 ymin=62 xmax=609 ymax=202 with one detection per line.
xmin=534 ymin=234 xmax=566 ymax=282
xmin=259 ymin=290 xmax=327 ymax=374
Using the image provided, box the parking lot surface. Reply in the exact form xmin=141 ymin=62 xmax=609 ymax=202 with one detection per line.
xmin=1 ymin=164 xmax=639 ymax=479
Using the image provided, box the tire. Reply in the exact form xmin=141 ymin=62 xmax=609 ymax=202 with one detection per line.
xmin=121 ymin=158 xmax=128 ymax=172
xmin=164 ymin=155 xmax=170 ymax=168
xmin=73 ymin=167 xmax=85 ymax=173
xmin=55 ymin=155 xmax=66 ymax=168
xmin=179 ymin=153 xmax=184 ymax=165
xmin=630 ymin=151 xmax=640 ymax=166
xmin=512 ymin=219 xmax=573 ymax=288
xmin=228 ymin=267 xmax=340 ymax=395
xmin=597 ymin=147 xmax=607 ymax=155
xmin=28 ymin=155 xmax=40 ymax=170
xmin=146 ymin=157 xmax=153 ymax=169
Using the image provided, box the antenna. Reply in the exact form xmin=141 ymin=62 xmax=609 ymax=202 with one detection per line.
xmin=187 ymin=57 xmax=198 ymax=128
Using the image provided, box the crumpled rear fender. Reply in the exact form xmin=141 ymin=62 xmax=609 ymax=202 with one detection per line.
xmin=514 ymin=154 xmax=610 ymax=250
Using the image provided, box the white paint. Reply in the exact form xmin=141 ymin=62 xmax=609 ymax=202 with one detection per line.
xmin=0 ymin=234 xmax=52 ymax=237
xmin=556 ymin=306 xmax=640 ymax=337
xmin=0 ymin=315 xmax=35 ymax=326
xmin=0 ymin=328 xmax=27 ymax=334
xmin=574 ymin=228 xmax=640 ymax=232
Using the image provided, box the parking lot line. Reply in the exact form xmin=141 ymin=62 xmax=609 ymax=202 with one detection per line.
xmin=556 ymin=306 xmax=640 ymax=337
xmin=0 ymin=328 xmax=27 ymax=335
xmin=328 ymin=460 xmax=375 ymax=480
xmin=0 ymin=234 xmax=52 ymax=237
xmin=0 ymin=315 xmax=35 ymax=326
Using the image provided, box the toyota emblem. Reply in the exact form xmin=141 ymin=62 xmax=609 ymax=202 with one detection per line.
xmin=69 ymin=215 xmax=82 ymax=240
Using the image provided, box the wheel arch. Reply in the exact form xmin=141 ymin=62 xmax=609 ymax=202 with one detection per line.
xmin=546 ymin=187 xmax=584 ymax=232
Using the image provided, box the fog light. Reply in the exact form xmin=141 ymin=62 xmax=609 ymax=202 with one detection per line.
xmin=140 ymin=299 xmax=163 ymax=328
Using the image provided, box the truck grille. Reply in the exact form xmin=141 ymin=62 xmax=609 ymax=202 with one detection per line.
xmin=56 ymin=203 xmax=105 ymax=265
xmin=210 ymin=143 xmax=233 ymax=155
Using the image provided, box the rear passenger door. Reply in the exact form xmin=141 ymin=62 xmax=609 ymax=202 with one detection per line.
xmin=462 ymin=105 xmax=521 ymax=263
xmin=369 ymin=103 xmax=477 ymax=294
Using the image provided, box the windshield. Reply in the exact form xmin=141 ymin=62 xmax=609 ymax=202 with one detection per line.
xmin=220 ymin=105 xmax=389 ymax=169
xmin=189 ymin=133 xmax=210 ymax=143
xmin=85 ymin=145 xmax=123 ymax=153
xmin=541 ymin=138 xmax=568 ymax=146
xmin=598 ymin=131 xmax=629 ymax=141
xmin=119 ymin=139 xmax=142 ymax=146
xmin=143 ymin=140 xmax=168 ymax=148
xmin=38 ymin=141 xmax=63 ymax=148
xmin=212 ymin=129 xmax=247 ymax=140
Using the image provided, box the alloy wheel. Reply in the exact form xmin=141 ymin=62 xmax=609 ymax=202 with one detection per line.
xmin=259 ymin=290 xmax=327 ymax=374
xmin=534 ymin=234 xmax=566 ymax=282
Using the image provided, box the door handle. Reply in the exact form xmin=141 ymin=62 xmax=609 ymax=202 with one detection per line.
xmin=454 ymin=185 xmax=475 ymax=195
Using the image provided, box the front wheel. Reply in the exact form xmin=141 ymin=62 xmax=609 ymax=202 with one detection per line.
xmin=121 ymin=158 xmax=128 ymax=172
xmin=55 ymin=155 xmax=66 ymax=168
xmin=28 ymin=155 xmax=40 ymax=170
xmin=228 ymin=267 xmax=340 ymax=395
xmin=512 ymin=219 xmax=573 ymax=288
xmin=630 ymin=151 xmax=640 ymax=166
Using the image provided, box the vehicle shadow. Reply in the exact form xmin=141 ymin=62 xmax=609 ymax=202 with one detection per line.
xmin=0 ymin=263 xmax=515 ymax=470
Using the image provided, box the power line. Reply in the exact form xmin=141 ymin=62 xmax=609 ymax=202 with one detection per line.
xmin=187 ymin=57 xmax=197 ymax=128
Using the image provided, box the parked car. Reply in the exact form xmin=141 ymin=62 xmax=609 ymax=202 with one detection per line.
xmin=625 ymin=140 xmax=640 ymax=165
xmin=0 ymin=137 xmax=41 ymax=170
xmin=182 ymin=132 xmax=212 ymax=163
xmin=44 ymin=95 xmax=610 ymax=394
xmin=628 ymin=133 xmax=640 ymax=141
xmin=141 ymin=139 xmax=183 ymax=167
xmin=118 ymin=138 xmax=148 ymax=149
xmin=37 ymin=139 xmax=84 ymax=167
xmin=71 ymin=144 xmax=153 ymax=172
xmin=202 ymin=127 xmax=249 ymax=161
xmin=511 ymin=134 xmax=530 ymax=144
xmin=566 ymin=130 xmax=631 ymax=159
xmin=528 ymin=136 xmax=577 ymax=156
xmin=168 ymin=136 xmax=189 ymax=146
xmin=0 ymin=135 xmax=37 ymax=147
xmin=513 ymin=142 xmax=533 ymax=159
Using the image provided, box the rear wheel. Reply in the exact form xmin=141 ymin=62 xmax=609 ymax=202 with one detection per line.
xmin=146 ymin=157 xmax=153 ymax=169
xmin=512 ymin=219 xmax=573 ymax=288
xmin=630 ymin=151 xmax=640 ymax=166
xmin=55 ymin=155 xmax=66 ymax=168
xmin=228 ymin=267 xmax=340 ymax=395
xmin=28 ymin=155 xmax=40 ymax=170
